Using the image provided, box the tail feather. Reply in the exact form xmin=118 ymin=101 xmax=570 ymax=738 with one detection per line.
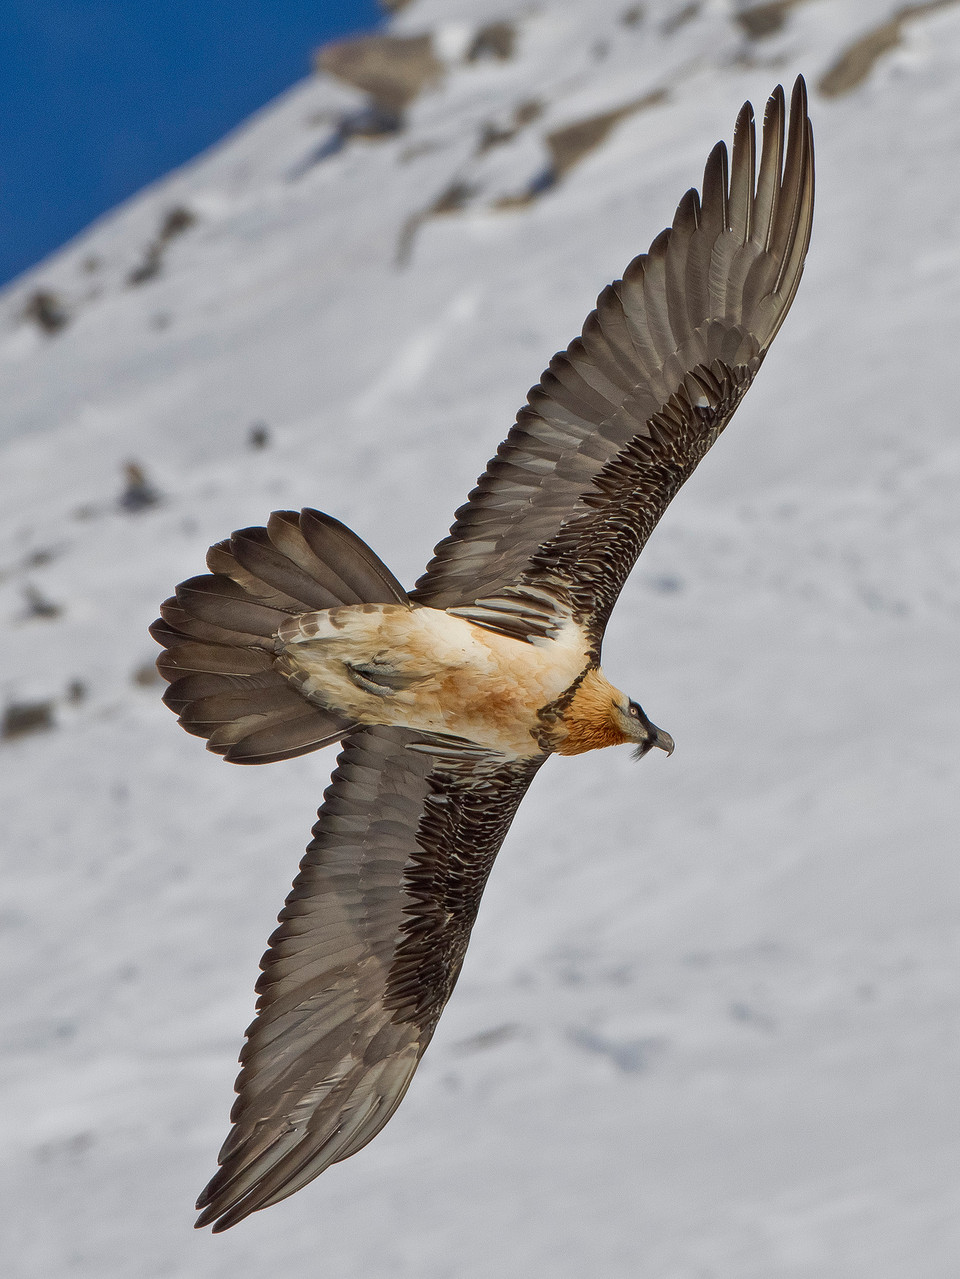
xmin=297 ymin=509 xmax=409 ymax=604
xmin=156 ymin=598 xmax=273 ymax=648
xmin=184 ymin=685 xmax=308 ymax=727
xmin=219 ymin=712 xmax=349 ymax=765
xmin=153 ymin=509 xmax=409 ymax=764
xmin=216 ymin=527 xmax=337 ymax=611
xmin=154 ymin=637 xmax=274 ymax=680
xmin=174 ymin=575 xmax=289 ymax=637
xmin=267 ymin=509 xmax=408 ymax=606
xmin=206 ymin=534 xmax=308 ymax=611
xmin=162 ymin=670 xmax=279 ymax=713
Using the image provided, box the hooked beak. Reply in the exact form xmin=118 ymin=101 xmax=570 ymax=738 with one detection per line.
xmin=632 ymin=724 xmax=675 ymax=762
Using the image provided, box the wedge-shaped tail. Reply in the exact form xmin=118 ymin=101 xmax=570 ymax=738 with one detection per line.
xmin=151 ymin=509 xmax=409 ymax=764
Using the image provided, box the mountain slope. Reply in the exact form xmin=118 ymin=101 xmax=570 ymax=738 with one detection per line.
xmin=2 ymin=1 xmax=959 ymax=1275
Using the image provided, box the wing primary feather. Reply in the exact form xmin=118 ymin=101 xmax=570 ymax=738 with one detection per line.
xmin=728 ymin=100 xmax=756 ymax=244
xmin=699 ymin=140 xmax=729 ymax=240
xmin=756 ymin=83 xmax=786 ymax=252
xmin=772 ymin=76 xmax=813 ymax=295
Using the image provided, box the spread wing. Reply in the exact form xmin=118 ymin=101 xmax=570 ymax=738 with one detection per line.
xmin=411 ymin=78 xmax=814 ymax=649
xmin=195 ymin=725 xmax=545 ymax=1232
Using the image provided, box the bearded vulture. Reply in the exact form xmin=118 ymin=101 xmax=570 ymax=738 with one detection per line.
xmin=153 ymin=78 xmax=814 ymax=1231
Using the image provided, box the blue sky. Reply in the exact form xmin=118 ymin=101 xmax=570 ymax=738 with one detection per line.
xmin=0 ymin=1 xmax=383 ymax=287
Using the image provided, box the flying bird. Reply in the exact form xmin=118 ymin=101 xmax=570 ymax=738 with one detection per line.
xmin=153 ymin=78 xmax=814 ymax=1231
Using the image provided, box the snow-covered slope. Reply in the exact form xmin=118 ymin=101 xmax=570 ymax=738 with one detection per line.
xmin=2 ymin=1 xmax=959 ymax=1274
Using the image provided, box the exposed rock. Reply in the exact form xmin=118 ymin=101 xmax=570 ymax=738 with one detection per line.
xmin=545 ymin=88 xmax=668 ymax=182
xmin=491 ymin=88 xmax=667 ymax=212
xmin=661 ymin=2 xmax=700 ymax=35
xmin=398 ymin=138 xmax=445 ymax=163
xmin=66 ymin=680 xmax=87 ymax=704
xmin=291 ymin=103 xmax=405 ymax=176
xmin=493 ymin=167 xmax=556 ymax=211
xmin=22 ymin=584 xmax=62 ymax=621
xmin=428 ymin=181 xmax=476 ymax=216
xmin=466 ymin=22 xmax=517 ymax=63
xmin=128 ymin=205 xmax=197 ymax=286
xmin=317 ymin=33 xmax=443 ymax=114
xmin=396 ymin=181 xmax=478 ymax=266
xmin=477 ymin=100 xmax=543 ymax=155
xmin=819 ymin=1 xmax=958 ymax=97
xmin=735 ymin=0 xmax=804 ymax=39
xmin=339 ymin=103 xmax=404 ymax=137
xmin=2 ymin=700 xmax=55 ymax=741
xmin=129 ymin=250 xmax=166 ymax=287
xmin=132 ymin=661 xmax=163 ymax=688
xmin=248 ymin=422 xmax=270 ymax=450
xmin=157 ymin=206 xmax=195 ymax=240
xmin=24 ymin=547 xmax=56 ymax=569
xmin=819 ymin=20 xmax=902 ymax=96
xmin=23 ymin=290 xmax=69 ymax=334
xmin=452 ymin=1024 xmax=520 ymax=1054
xmin=493 ymin=190 xmax=539 ymax=212
xmin=119 ymin=461 xmax=161 ymax=513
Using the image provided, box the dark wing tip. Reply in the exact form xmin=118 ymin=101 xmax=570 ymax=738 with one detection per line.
xmin=734 ymin=97 xmax=755 ymax=138
xmin=699 ymin=139 xmax=730 ymax=234
xmin=766 ymin=80 xmax=787 ymax=124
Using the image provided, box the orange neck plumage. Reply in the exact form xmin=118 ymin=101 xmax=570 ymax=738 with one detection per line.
xmin=552 ymin=669 xmax=629 ymax=756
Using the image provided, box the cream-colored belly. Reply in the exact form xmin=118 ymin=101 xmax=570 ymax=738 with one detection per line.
xmin=275 ymin=604 xmax=589 ymax=758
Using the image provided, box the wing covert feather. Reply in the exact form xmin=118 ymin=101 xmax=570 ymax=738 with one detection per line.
xmin=412 ymin=79 xmax=814 ymax=634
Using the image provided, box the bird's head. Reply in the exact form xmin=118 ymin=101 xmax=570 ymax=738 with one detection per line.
xmin=551 ymin=669 xmax=675 ymax=759
xmin=613 ymin=698 xmax=676 ymax=762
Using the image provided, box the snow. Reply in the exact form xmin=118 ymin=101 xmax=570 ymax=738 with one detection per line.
xmin=2 ymin=0 xmax=959 ymax=1274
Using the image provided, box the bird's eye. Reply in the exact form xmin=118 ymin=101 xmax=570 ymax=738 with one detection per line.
xmin=627 ymin=702 xmax=642 ymax=718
